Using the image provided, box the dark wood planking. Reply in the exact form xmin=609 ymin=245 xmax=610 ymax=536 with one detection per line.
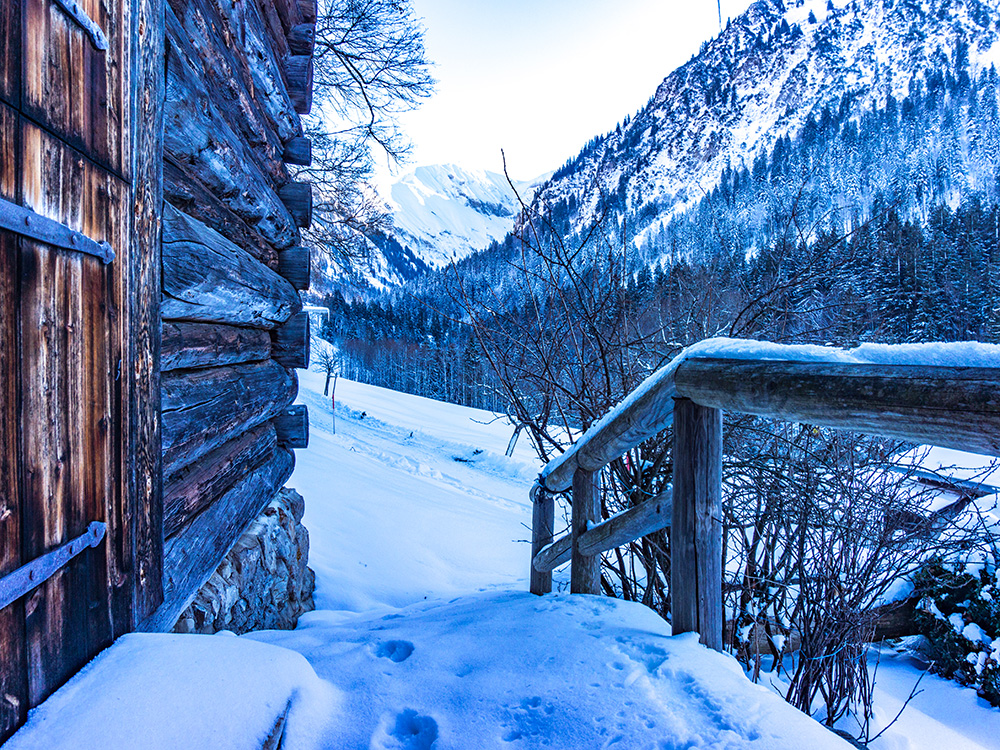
xmin=144 ymin=446 xmax=294 ymax=632
xmin=271 ymin=311 xmax=310 ymax=369
xmin=570 ymin=469 xmax=601 ymax=595
xmin=278 ymin=181 xmax=312 ymax=228
xmin=163 ymin=23 xmax=299 ymax=249
xmin=674 ymin=358 xmax=1000 ymax=457
xmin=162 ymin=322 xmax=271 ymax=371
xmin=19 ymin=122 xmax=127 ymax=704
xmin=0 ymin=0 xmax=19 ymax=106
xmin=273 ymin=404 xmax=308 ymax=448
xmin=529 ymin=485 xmax=554 ymax=595
xmin=0 ymin=106 xmax=26 ymax=739
xmin=163 ymin=157 xmax=278 ymax=268
xmin=22 ymin=0 xmax=125 ymax=173
xmin=161 ymin=360 xmax=297 ymax=480
xmin=163 ymin=422 xmax=278 ymax=538
xmin=161 ymin=205 xmax=301 ymax=327
xmin=671 ymin=398 xmax=723 ymax=652
xmin=277 ymin=246 xmax=310 ymax=290
xmin=125 ymin=0 xmax=165 ymax=629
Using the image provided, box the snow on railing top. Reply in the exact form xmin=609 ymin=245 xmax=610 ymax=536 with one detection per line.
xmin=538 ymin=338 xmax=1000 ymax=492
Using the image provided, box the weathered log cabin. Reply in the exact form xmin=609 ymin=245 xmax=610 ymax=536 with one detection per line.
xmin=0 ymin=0 xmax=317 ymax=739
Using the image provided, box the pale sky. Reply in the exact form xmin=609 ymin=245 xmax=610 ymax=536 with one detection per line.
xmin=376 ymin=0 xmax=754 ymax=186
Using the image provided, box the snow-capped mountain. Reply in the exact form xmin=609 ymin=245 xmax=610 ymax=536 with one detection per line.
xmin=528 ymin=0 xmax=1000 ymax=249
xmin=386 ymin=164 xmax=546 ymax=270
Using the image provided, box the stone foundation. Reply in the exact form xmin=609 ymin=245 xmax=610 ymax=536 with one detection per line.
xmin=173 ymin=488 xmax=315 ymax=634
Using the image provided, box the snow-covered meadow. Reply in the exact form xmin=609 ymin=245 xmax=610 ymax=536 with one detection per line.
xmin=6 ymin=347 xmax=1000 ymax=749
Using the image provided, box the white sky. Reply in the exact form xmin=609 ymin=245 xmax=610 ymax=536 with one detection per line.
xmin=376 ymin=0 xmax=754 ymax=187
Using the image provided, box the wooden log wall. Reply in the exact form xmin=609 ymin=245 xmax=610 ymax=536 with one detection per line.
xmin=145 ymin=0 xmax=318 ymax=630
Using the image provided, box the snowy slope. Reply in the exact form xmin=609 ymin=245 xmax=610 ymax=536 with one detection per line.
xmin=530 ymin=0 xmax=1000 ymax=247
xmin=386 ymin=164 xmax=546 ymax=269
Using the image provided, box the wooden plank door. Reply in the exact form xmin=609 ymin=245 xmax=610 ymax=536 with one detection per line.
xmin=0 ymin=0 xmax=163 ymax=740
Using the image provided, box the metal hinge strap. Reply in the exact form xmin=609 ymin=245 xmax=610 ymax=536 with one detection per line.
xmin=0 ymin=197 xmax=115 ymax=264
xmin=52 ymin=0 xmax=109 ymax=51
xmin=0 ymin=522 xmax=107 ymax=611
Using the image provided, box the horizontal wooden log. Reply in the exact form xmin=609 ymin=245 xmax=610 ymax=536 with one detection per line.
xmin=532 ymin=488 xmax=673 ymax=573
xmin=163 ymin=423 xmax=278 ymax=538
xmin=161 ymin=359 xmax=298 ymax=479
xmin=674 ymin=358 xmax=1000 ymax=457
xmin=543 ymin=374 xmax=678 ymax=492
xmin=164 ymin=14 xmax=299 ymax=249
xmin=252 ymin=0 xmax=290 ymax=59
xmin=287 ymin=23 xmax=315 ymax=55
xmin=165 ymin=0 xmax=292 ymax=185
xmin=241 ymin=0 xmax=304 ymax=142
xmin=279 ymin=181 xmax=312 ymax=229
xmin=162 ymin=205 xmax=301 ymax=328
xmin=142 ymin=446 xmax=294 ymax=631
xmin=278 ymin=246 xmax=310 ymax=290
xmin=273 ymin=0 xmax=304 ymax=32
xmin=272 ymin=311 xmax=310 ymax=369
xmin=274 ymin=404 xmax=309 ymax=448
xmin=282 ymin=136 xmax=311 ymax=166
xmin=161 ymin=322 xmax=272 ymax=372
xmin=285 ymin=55 xmax=313 ymax=114
xmin=163 ymin=156 xmax=277 ymax=267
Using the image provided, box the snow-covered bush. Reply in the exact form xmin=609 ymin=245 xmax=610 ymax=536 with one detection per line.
xmin=912 ymin=561 xmax=1000 ymax=706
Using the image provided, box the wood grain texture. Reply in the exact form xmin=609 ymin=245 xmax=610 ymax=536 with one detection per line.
xmin=0 ymin=0 xmax=19 ymax=106
xmin=533 ymin=489 xmax=673 ymax=574
xmin=161 ymin=360 xmax=297 ymax=480
xmin=671 ymin=398 xmax=723 ymax=652
xmin=239 ymin=0 xmax=303 ymax=143
xmin=281 ymin=137 xmax=311 ymax=167
xmin=278 ymin=180 xmax=312 ymax=229
xmin=125 ymin=0 xmax=165 ymax=630
xmin=286 ymin=23 xmax=315 ymax=55
xmin=161 ymin=205 xmax=301 ymax=328
xmin=166 ymin=0 xmax=295 ymax=178
xmin=23 ymin=0 xmax=127 ymax=173
xmin=163 ymin=156 xmax=277 ymax=268
xmin=543 ymin=375 xmax=679 ymax=492
xmin=271 ymin=311 xmax=310 ymax=369
xmin=163 ymin=422 xmax=278 ymax=539
xmin=145 ymin=446 xmax=294 ymax=632
xmin=163 ymin=11 xmax=299 ymax=249
xmin=161 ymin=321 xmax=271 ymax=371
xmin=284 ymin=55 xmax=313 ymax=114
xmin=675 ymin=358 xmax=1000 ymax=457
xmin=273 ymin=404 xmax=308 ymax=448
xmin=19 ymin=123 xmax=126 ymax=704
xmin=277 ymin=246 xmax=310 ymax=290
xmin=570 ymin=469 xmax=601 ymax=595
xmin=529 ymin=484 xmax=555 ymax=594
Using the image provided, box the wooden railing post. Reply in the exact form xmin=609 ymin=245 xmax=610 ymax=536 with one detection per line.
xmin=671 ymin=397 xmax=723 ymax=651
xmin=529 ymin=484 xmax=554 ymax=595
xmin=571 ymin=468 xmax=601 ymax=594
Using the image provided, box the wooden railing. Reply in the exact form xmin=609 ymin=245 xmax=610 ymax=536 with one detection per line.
xmin=529 ymin=339 xmax=1000 ymax=652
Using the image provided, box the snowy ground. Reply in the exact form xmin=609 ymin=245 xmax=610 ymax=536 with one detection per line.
xmin=7 ymin=346 xmax=1000 ymax=748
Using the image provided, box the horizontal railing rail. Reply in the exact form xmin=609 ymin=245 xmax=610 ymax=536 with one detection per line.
xmin=528 ymin=338 xmax=1000 ymax=652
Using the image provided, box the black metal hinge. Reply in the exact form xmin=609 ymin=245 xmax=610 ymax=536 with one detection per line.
xmin=0 ymin=522 xmax=107 ymax=611
xmin=0 ymin=197 xmax=115 ymax=264
xmin=52 ymin=0 xmax=109 ymax=51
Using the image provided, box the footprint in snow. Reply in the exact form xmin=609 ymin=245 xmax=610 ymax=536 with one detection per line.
xmin=375 ymin=640 xmax=415 ymax=663
xmin=371 ymin=710 xmax=438 ymax=750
